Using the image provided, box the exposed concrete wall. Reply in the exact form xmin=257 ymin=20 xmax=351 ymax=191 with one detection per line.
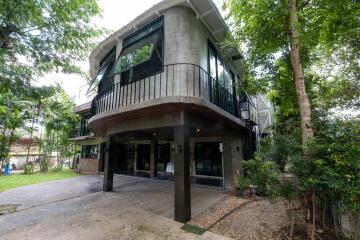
xmin=92 ymin=6 xmax=240 ymax=101
xmin=223 ymin=138 xmax=244 ymax=189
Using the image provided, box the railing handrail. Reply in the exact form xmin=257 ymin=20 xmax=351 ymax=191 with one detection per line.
xmin=90 ymin=63 xmax=242 ymax=120
xmin=94 ymin=63 xmax=219 ymax=97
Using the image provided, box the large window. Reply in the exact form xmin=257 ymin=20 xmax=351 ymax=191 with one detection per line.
xmin=111 ymin=17 xmax=164 ymax=84
xmin=208 ymin=42 xmax=234 ymax=94
xmin=79 ymin=116 xmax=90 ymax=136
xmin=195 ymin=142 xmax=223 ymax=177
xmin=81 ymin=145 xmax=98 ymax=159
xmin=156 ymin=143 xmax=170 ymax=172
xmin=136 ymin=144 xmax=150 ymax=171
xmin=87 ymin=48 xmax=116 ymax=93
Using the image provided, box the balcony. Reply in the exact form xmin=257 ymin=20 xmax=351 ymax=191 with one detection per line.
xmin=90 ymin=63 xmax=247 ymax=126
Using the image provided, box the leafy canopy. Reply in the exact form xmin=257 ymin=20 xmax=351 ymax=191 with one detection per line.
xmin=0 ymin=0 xmax=103 ymax=90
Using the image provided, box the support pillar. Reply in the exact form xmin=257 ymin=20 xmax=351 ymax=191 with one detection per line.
xmin=103 ymin=136 xmax=113 ymax=191
xmin=150 ymin=139 xmax=158 ymax=178
xmin=174 ymin=125 xmax=191 ymax=223
xmin=223 ymin=138 xmax=233 ymax=190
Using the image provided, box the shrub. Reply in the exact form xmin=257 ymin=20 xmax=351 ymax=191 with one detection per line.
xmin=24 ymin=162 xmax=34 ymax=174
xmin=52 ymin=166 xmax=62 ymax=172
xmin=235 ymin=175 xmax=250 ymax=190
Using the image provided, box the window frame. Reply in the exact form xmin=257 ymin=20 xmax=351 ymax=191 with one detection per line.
xmin=207 ymin=40 xmax=235 ymax=95
xmin=81 ymin=145 xmax=99 ymax=159
xmin=111 ymin=16 xmax=164 ymax=84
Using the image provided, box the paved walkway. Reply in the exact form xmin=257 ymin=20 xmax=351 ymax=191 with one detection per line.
xmin=0 ymin=174 xmax=230 ymax=240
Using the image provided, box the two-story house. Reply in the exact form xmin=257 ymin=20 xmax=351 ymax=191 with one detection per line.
xmin=72 ymin=0 xmax=268 ymax=222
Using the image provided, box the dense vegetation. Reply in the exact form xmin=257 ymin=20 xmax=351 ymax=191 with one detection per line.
xmin=0 ymin=0 xmax=103 ymax=171
xmin=225 ymin=0 xmax=360 ymax=239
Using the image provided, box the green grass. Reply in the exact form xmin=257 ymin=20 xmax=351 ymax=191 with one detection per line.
xmin=181 ymin=224 xmax=207 ymax=235
xmin=0 ymin=169 xmax=80 ymax=192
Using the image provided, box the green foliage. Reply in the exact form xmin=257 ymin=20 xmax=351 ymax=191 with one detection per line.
xmin=52 ymin=166 xmax=63 ymax=172
xmin=0 ymin=0 xmax=104 ymax=87
xmin=291 ymin=118 xmax=360 ymax=213
xmin=235 ymin=175 xmax=250 ymax=190
xmin=23 ymin=162 xmax=34 ymax=174
xmin=40 ymin=90 xmax=78 ymax=171
xmin=225 ymin=0 xmax=360 ymax=113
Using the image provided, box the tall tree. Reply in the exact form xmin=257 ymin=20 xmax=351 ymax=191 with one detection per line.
xmin=0 ymin=0 xmax=103 ymax=89
xmin=289 ymin=0 xmax=314 ymax=149
xmin=225 ymin=0 xmax=360 ymax=151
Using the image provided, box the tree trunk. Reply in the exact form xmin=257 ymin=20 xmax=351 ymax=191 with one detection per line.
xmin=289 ymin=0 xmax=314 ymax=153
xmin=25 ymin=116 xmax=35 ymax=163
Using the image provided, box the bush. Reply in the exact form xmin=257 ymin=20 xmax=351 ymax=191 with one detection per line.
xmin=24 ymin=162 xmax=34 ymax=174
xmin=235 ymin=175 xmax=250 ymax=190
xmin=243 ymin=156 xmax=282 ymax=196
xmin=52 ymin=166 xmax=62 ymax=172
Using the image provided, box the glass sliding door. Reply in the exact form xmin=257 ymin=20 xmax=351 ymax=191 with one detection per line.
xmin=195 ymin=142 xmax=223 ymax=177
xmin=136 ymin=144 xmax=151 ymax=178
xmin=194 ymin=142 xmax=223 ymax=187
xmin=156 ymin=143 xmax=170 ymax=173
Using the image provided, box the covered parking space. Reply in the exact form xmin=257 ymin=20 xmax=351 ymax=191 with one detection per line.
xmin=0 ymin=174 xmax=225 ymax=240
xmin=96 ymin=111 xmax=249 ymax=222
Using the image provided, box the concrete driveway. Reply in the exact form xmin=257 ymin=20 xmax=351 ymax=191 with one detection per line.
xmin=0 ymin=174 xmax=229 ymax=240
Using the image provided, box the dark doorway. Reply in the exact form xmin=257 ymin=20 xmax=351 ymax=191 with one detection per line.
xmin=136 ymin=144 xmax=151 ymax=177
xmin=116 ymin=143 xmax=135 ymax=175
xmin=194 ymin=142 xmax=223 ymax=187
xmin=156 ymin=143 xmax=170 ymax=173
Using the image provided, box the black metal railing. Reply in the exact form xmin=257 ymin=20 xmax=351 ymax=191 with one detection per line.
xmin=90 ymin=63 xmax=242 ymax=119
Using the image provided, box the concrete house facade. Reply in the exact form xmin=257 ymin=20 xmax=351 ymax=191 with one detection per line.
xmin=72 ymin=0 xmax=264 ymax=222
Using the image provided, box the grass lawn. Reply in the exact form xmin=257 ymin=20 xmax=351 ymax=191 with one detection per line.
xmin=0 ymin=169 xmax=80 ymax=192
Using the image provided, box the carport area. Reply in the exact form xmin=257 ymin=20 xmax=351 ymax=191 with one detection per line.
xmin=0 ymin=174 xmax=227 ymax=240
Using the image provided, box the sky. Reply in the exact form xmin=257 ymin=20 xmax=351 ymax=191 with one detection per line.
xmin=37 ymin=0 xmax=224 ymax=105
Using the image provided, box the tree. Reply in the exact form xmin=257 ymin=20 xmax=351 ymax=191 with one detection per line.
xmin=225 ymin=0 xmax=360 ymax=238
xmin=0 ymin=0 xmax=103 ymax=171
xmin=288 ymin=0 xmax=314 ymax=150
xmin=41 ymin=89 xmax=78 ymax=171
xmin=225 ymin=0 xmax=359 ymax=150
xmin=0 ymin=91 xmax=25 ymax=169
xmin=0 ymin=0 xmax=103 ymax=89
xmin=24 ymin=86 xmax=57 ymax=163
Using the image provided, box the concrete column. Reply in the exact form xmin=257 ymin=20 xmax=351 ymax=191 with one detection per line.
xmin=174 ymin=125 xmax=191 ymax=223
xmin=103 ymin=136 xmax=114 ymax=191
xmin=222 ymin=138 xmax=233 ymax=190
xmin=150 ymin=139 xmax=158 ymax=178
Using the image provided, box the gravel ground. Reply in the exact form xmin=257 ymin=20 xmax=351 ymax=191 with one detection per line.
xmin=189 ymin=196 xmax=250 ymax=229
xmin=190 ymin=196 xmax=294 ymax=240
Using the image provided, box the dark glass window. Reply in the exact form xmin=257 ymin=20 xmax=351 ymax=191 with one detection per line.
xmin=87 ymin=48 xmax=116 ymax=93
xmin=208 ymin=42 xmax=234 ymax=94
xmin=111 ymin=17 xmax=164 ymax=84
xmin=79 ymin=116 xmax=90 ymax=136
xmin=136 ymin=144 xmax=150 ymax=171
xmin=195 ymin=142 xmax=223 ymax=177
xmin=81 ymin=145 xmax=98 ymax=159
xmin=209 ymin=46 xmax=217 ymax=80
xmin=156 ymin=143 xmax=170 ymax=172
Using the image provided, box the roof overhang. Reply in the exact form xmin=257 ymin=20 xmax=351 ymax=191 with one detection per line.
xmin=74 ymin=101 xmax=91 ymax=114
xmin=89 ymin=0 xmax=242 ymax=78
xmin=68 ymin=136 xmax=96 ymax=142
